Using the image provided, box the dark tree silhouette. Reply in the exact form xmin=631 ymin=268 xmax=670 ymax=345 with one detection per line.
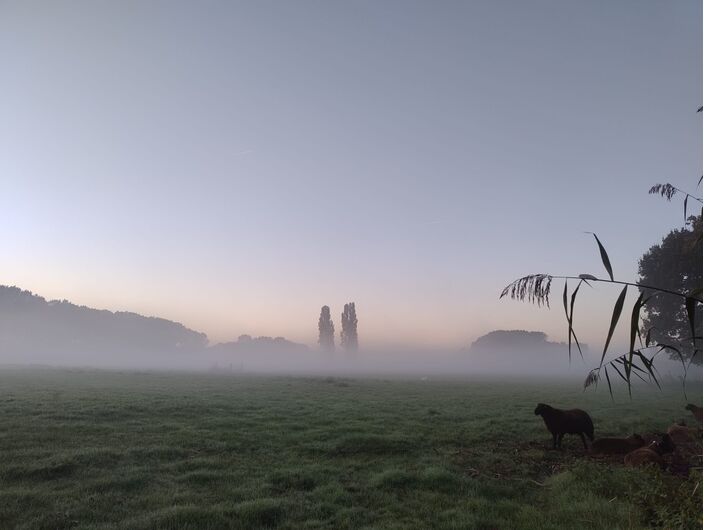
xmin=340 ymin=302 xmax=358 ymax=353
xmin=318 ymin=305 xmax=335 ymax=352
xmin=639 ymin=214 xmax=702 ymax=364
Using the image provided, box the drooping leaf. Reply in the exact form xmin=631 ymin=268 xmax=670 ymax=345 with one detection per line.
xmin=619 ymin=355 xmax=631 ymax=381
xmin=631 ymin=367 xmax=648 ymax=384
xmin=635 ymin=351 xmax=661 ymax=390
xmin=645 ymin=327 xmax=652 ymax=348
xmin=604 ymin=366 xmax=614 ymax=400
xmin=629 ymin=292 xmax=645 ymax=355
xmin=578 ymin=274 xmax=598 ymax=281
xmin=592 ymin=234 xmax=614 ymax=281
xmin=560 ymin=279 xmax=584 ymax=362
xmin=659 ymin=344 xmax=686 ymax=372
xmin=610 ymin=361 xmax=628 ymax=383
xmin=601 ymin=285 xmax=628 ymax=367
xmin=618 ymin=355 xmax=648 ymax=384
xmin=621 ymin=355 xmax=648 ymax=375
xmin=569 ymin=281 xmax=584 ymax=360
xmin=562 ymin=281 xmax=570 ymax=362
xmin=620 ymin=355 xmax=648 ymax=383
xmin=687 ymin=349 xmax=700 ymax=370
xmin=625 ymin=350 xmax=634 ymax=394
xmin=570 ymin=328 xmax=583 ymax=360
xmin=611 ymin=357 xmax=632 ymax=398
xmin=685 ymin=297 xmax=698 ymax=350
xmin=684 ymin=194 xmax=689 ymax=222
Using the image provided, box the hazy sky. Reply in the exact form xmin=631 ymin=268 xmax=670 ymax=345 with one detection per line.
xmin=1 ymin=1 xmax=701 ymax=349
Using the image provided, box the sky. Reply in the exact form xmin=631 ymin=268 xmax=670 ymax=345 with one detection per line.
xmin=0 ymin=1 xmax=701 ymax=350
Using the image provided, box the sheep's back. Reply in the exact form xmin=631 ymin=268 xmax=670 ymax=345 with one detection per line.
xmin=559 ymin=409 xmax=594 ymax=434
xmin=624 ymin=447 xmax=662 ymax=467
xmin=591 ymin=437 xmax=642 ymax=455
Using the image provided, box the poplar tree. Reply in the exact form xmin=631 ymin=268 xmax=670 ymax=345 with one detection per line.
xmin=340 ymin=302 xmax=358 ymax=352
xmin=318 ymin=305 xmax=335 ymax=352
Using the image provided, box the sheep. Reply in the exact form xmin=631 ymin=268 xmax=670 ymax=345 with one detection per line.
xmin=685 ymin=403 xmax=702 ymax=423
xmin=624 ymin=434 xmax=675 ymax=468
xmin=534 ymin=403 xmax=594 ymax=450
xmin=624 ymin=444 xmax=663 ymax=467
xmin=590 ymin=434 xmax=645 ymax=455
xmin=666 ymin=423 xmax=700 ymax=446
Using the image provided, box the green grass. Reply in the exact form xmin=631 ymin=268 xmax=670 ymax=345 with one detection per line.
xmin=0 ymin=368 xmax=700 ymax=529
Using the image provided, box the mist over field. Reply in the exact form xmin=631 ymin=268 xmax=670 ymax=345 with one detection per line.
xmin=0 ymin=285 xmax=698 ymax=383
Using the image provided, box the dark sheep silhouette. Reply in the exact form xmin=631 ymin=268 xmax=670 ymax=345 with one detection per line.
xmin=624 ymin=434 xmax=675 ymax=468
xmin=590 ymin=434 xmax=645 ymax=455
xmin=534 ymin=403 xmax=594 ymax=449
xmin=685 ymin=404 xmax=702 ymax=423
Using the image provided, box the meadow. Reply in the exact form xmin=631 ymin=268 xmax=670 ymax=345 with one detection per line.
xmin=0 ymin=368 xmax=700 ymax=529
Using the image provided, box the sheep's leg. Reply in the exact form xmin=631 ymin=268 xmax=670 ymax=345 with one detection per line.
xmin=557 ymin=433 xmax=564 ymax=449
xmin=579 ymin=433 xmax=588 ymax=450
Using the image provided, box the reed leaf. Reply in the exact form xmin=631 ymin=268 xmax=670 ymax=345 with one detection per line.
xmin=569 ymin=282 xmax=584 ymax=359
xmin=592 ymin=234 xmax=614 ymax=281
xmin=685 ymin=297 xmax=698 ymax=350
xmin=611 ymin=356 xmax=632 ymax=398
xmin=610 ymin=361 xmax=628 ymax=383
xmin=684 ymin=194 xmax=689 ymax=221
xmin=629 ymin=292 xmax=645 ymax=355
xmin=562 ymin=281 xmax=571 ymax=362
xmin=601 ymin=285 xmax=627 ymax=367
xmin=659 ymin=344 xmax=686 ymax=372
xmin=604 ymin=365 xmax=614 ymax=400
xmin=635 ymin=351 xmax=661 ymax=390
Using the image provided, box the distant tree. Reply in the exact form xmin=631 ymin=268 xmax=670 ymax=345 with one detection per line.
xmin=639 ymin=214 xmax=702 ymax=364
xmin=340 ymin=302 xmax=358 ymax=353
xmin=318 ymin=305 xmax=335 ymax=352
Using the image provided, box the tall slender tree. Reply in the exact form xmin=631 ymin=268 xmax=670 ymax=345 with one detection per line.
xmin=340 ymin=302 xmax=358 ymax=353
xmin=318 ymin=306 xmax=335 ymax=352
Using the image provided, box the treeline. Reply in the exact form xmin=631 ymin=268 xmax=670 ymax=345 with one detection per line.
xmin=0 ymin=286 xmax=208 ymax=358
xmin=0 ymin=286 xmax=308 ymax=361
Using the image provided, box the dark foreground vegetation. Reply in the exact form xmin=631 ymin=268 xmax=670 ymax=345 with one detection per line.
xmin=0 ymin=369 xmax=700 ymax=529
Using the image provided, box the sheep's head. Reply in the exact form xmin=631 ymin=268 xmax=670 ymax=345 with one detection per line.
xmin=685 ymin=404 xmax=698 ymax=412
xmin=659 ymin=433 xmax=676 ymax=454
xmin=534 ymin=403 xmax=550 ymax=416
xmin=649 ymin=433 xmax=675 ymax=455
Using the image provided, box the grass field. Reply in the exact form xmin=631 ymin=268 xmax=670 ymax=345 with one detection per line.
xmin=0 ymin=368 xmax=701 ymax=529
